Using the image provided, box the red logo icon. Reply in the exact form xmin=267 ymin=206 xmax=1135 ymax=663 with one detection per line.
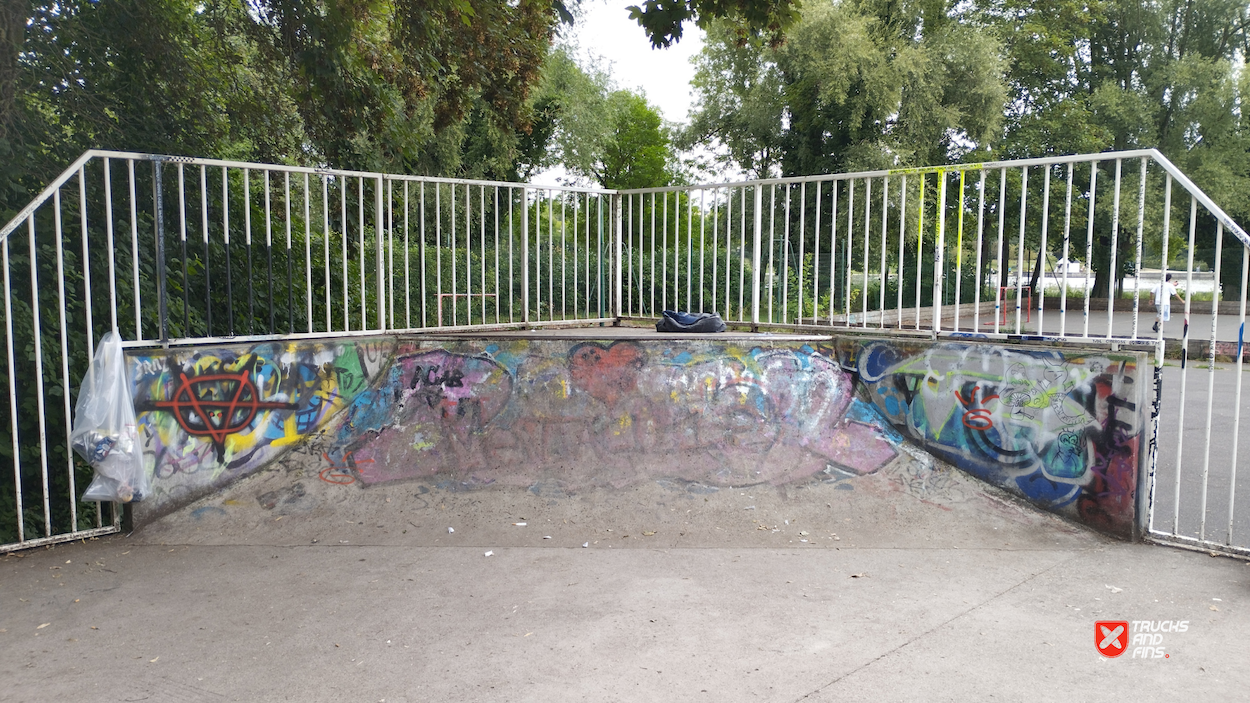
xmin=1096 ymin=621 xmax=1130 ymax=657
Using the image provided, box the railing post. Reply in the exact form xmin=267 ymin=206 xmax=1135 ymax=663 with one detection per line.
xmin=153 ymin=159 xmax=168 ymax=345
xmin=752 ymin=184 xmax=763 ymax=326
xmin=521 ymin=187 xmax=530 ymax=324
xmin=376 ymin=176 xmax=386 ymax=331
xmin=613 ymin=193 xmax=623 ymax=320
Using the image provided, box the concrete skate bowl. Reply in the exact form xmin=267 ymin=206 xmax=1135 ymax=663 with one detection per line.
xmin=127 ymin=332 xmax=1148 ymax=548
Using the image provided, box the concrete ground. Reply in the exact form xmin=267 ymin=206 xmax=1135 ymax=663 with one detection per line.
xmin=3 ymin=460 xmax=1248 ymax=702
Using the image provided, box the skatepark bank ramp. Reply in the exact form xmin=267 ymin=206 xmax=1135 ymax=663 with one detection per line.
xmin=126 ymin=331 xmax=1148 ymax=540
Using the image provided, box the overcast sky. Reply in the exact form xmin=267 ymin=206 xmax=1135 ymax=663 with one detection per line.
xmin=566 ymin=0 xmax=703 ymax=124
xmin=531 ymin=1 xmax=705 ymax=185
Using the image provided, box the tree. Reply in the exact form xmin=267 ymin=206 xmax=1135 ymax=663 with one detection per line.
xmin=600 ymin=91 xmax=673 ymax=189
xmin=527 ymin=47 xmax=675 ymax=188
xmin=986 ymin=0 xmax=1250 ymax=297
xmin=684 ymin=0 xmax=1007 ymax=178
xmin=626 ymin=0 xmax=802 ymax=48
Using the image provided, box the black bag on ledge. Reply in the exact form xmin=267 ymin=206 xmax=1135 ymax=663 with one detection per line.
xmin=656 ymin=310 xmax=727 ymax=333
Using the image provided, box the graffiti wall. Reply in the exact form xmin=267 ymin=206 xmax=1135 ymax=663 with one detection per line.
xmin=128 ymin=334 xmax=1147 ymax=539
xmin=848 ymin=340 xmax=1146 ymax=537
xmin=329 ymin=340 xmax=902 ymax=490
xmin=130 ymin=339 xmax=393 ymax=516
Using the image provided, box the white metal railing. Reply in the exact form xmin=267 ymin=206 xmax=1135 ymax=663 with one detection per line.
xmin=2 ymin=148 xmax=1248 ymax=556
xmin=0 ymin=150 xmax=614 ymax=551
xmin=615 ymin=149 xmax=1250 ymax=558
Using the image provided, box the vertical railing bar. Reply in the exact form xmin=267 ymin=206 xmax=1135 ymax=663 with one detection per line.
xmin=304 ymin=174 xmax=312 ymax=333
xmin=662 ymin=192 xmax=668 ymax=313
xmin=450 ymin=183 xmax=457 ymax=326
xmin=914 ymin=175 xmax=924 ymax=330
xmin=4 ymin=231 xmax=23 ymax=542
xmin=710 ymin=189 xmax=717 ymax=315
xmin=223 ymin=168 xmax=234 ymax=337
xmin=687 ymin=188 xmax=694 ymax=313
xmin=322 ymin=177 xmax=330 ymax=333
xmin=1195 ymin=221 xmax=1225 ymax=537
xmin=974 ymin=171 xmax=986 ymax=331
xmin=879 ymin=176 xmax=889 ymax=329
xmin=1172 ymin=195 xmax=1198 ymax=534
xmin=403 ymin=182 xmax=411 ymax=329
xmin=829 ymin=180 xmax=838 ymax=326
xmin=1060 ymin=164 xmax=1073 ymax=337
xmin=128 ymin=160 xmax=142 ymax=341
xmin=652 ymin=192 xmax=658 ymax=316
xmin=700 ymin=189 xmax=708 ymax=313
xmin=1106 ymin=159 xmax=1123 ymax=339
xmin=767 ymin=184 xmax=776 ymax=322
xmin=464 ymin=185 xmax=474 ymax=325
xmin=795 ymin=183 xmax=804 ymax=323
xmin=953 ymin=171 xmax=964 ymax=331
xmin=1198 ymin=222 xmax=1224 ymax=541
xmin=1038 ymin=166 xmax=1051 ymax=335
xmin=589 ymin=192 xmax=595 ymax=318
xmin=387 ymin=179 xmax=395 ymax=329
xmin=862 ymin=177 xmax=871 ymax=328
xmin=994 ymin=168 xmax=1006 ymax=335
xmin=739 ymin=187 xmax=747 ymax=322
xmin=264 ymin=170 xmax=274 ymax=334
xmin=199 ymin=165 xmax=211 ymax=337
xmin=103 ymin=159 xmax=118 ymax=335
xmin=177 ymin=164 xmax=189 ymax=337
xmin=520 ymin=187 xmax=529 ymax=324
xmin=1084 ymin=163 xmax=1098 ymax=337
xmin=480 ymin=185 xmax=487 ymax=324
xmin=590 ymin=193 xmax=596 ymax=317
xmin=357 ymin=177 xmax=367 ymax=330
xmin=598 ymin=193 xmax=605 ymax=318
xmin=245 ymin=168 xmax=255 ymax=335
xmin=625 ymin=192 xmax=635 ymax=312
xmin=782 ymin=184 xmax=791 ymax=323
xmin=1227 ymin=245 xmax=1248 ymax=545
xmin=933 ymin=173 xmax=945 ymax=334
xmin=898 ymin=175 xmax=907 ymax=328
xmin=547 ymin=190 xmax=554 ymax=321
xmin=494 ymin=187 xmax=500 ymax=324
xmin=285 ymin=172 xmax=293 ymax=334
xmin=341 ymin=177 xmax=349 ymax=332
xmin=54 ymin=190 xmax=77 ymax=530
xmin=507 ymin=187 xmax=514 ymax=323
xmin=560 ymin=193 xmax=567 ymax=319
xmin=811 ymin=182 xmax=819 ymax=326
xmin=78 ymin=166 xmax=94 ymax=357
xmin=153 ymin=162 xmax=168 ymax=344
xmin=847 ymin=179 xmax=855 ymax=322
xmin=751 ymin=185 xmax=762 ymax=325
xmin=377 ymin=177 xmax=385 ymax=331
xmin=27 ymin=216 xmax=52 ymax=535
xmin=574 ymin=194 xmax=581 ymax=319
xmin=1148 ymin=173 xmax=1172 ymax=536
xmin=422 ymin=182 xmax=429 ymax=327
xmin=1014 ymin=167 xmax=1028 ymax=335
xmin=1132 ymin=158 xmax=1148 ymax=340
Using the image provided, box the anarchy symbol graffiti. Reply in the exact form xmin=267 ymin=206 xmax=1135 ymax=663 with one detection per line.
xmin=151 ymin=370 xmax=295 ymax=461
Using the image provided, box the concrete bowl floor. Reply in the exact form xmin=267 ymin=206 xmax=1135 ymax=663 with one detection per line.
xmin=4 ymin=459 xmax=1249 ymax=702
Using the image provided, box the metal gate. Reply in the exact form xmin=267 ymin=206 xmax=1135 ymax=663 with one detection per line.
xmin=3 ymin=148 xmax=1247 ymax=556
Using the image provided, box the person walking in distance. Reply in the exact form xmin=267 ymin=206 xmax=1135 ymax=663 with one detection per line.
xmin=1152 ymin=273 xmax=1185 ymax=332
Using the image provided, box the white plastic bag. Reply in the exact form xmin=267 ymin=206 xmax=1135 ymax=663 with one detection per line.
xmin=71 ymin=332 xmax=147 ymax=503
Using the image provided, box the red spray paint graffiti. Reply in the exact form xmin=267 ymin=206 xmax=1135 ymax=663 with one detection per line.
xmin=151 ymin=370 xmax=295 ymax=461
